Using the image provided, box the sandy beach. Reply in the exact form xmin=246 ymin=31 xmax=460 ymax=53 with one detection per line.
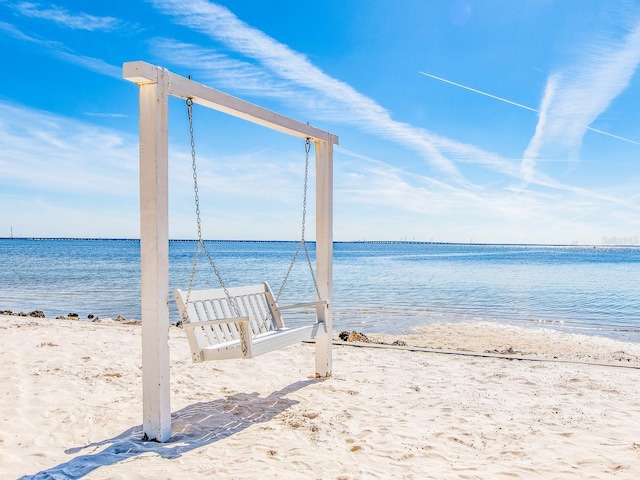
xmin=2 ymin=315 xmax=640 ymax=479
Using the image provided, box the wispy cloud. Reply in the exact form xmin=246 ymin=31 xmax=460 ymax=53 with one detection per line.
xmin=11 ymin=2 xmax=123 ymax=32
xmin=524 ymin=9 xmax=640 ymax=171
xmin=150 ymin=1 xmax=570 ymax=190
xmin=149 ymin=0 xmax=640 ymax=229
xmin=334 ymin=147 xmax=621 ymax=243
xmin=151 ymin=0 xmax=465 ymax=180
xmin=0 ymin=101 xmax=137 ymax=194
xmin=150 ymin=38 xmax=295 ymax=100
xmin=0 ymin=21 xmax=121 ymax=78
xmin=521 ymin=74 xmax=559 ymax=182
xmin=84 ymin=112 xmax=128 ymax=119
xmin=0 ymin=97 xmax=325 ymax=239
xmin=55 ymin=49 xmax=121 ymax=78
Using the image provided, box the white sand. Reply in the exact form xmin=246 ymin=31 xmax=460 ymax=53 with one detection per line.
xmin=2 ymin=315 xmax=640 ymax=479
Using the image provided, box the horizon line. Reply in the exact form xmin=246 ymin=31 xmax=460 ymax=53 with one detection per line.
xmin=0 ymin=237 xmax=638 ymax=248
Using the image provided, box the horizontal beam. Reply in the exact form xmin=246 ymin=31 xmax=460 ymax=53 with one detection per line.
xmin=123 ymin=61 xmax=339 ymax=145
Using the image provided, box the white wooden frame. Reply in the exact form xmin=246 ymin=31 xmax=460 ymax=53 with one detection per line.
xmin=123 ymin=61 xmax=337 ymax=442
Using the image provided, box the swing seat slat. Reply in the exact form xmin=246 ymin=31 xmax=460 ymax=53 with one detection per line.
xmin=174 ymin=282 xmax=326 ymax=363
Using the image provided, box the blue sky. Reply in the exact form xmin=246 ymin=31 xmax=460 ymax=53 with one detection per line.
xmin=1 ymin=0 xmax=639 ymax=244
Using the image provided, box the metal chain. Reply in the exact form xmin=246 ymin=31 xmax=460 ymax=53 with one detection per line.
xmin=276 ymin=138 xmax=321 ymax=302
xmin=301 ymin=138 xmax=310 ymax=243
xmin=183 ymin=99 xmax=247 ymax=355
xmin=183 ymin=98 xmax=200 ymax=316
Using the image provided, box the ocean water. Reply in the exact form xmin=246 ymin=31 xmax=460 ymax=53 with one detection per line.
xmin=1 ymin=238 xmax=639 ymax=341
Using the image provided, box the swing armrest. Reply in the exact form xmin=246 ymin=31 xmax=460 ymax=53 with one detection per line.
xmin=278 ymin=300 xmax=328 ymax=311
xmin=183 ymin=316 xmax=253 ymax=358
xmin=183 ymin=316 xmax=251 ymax=330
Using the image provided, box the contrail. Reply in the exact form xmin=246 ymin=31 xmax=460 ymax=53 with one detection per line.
xmin=419 ymin=71 xmax=538 ymax=112
xmin=418 ymin=71 xmax=640 ymax=146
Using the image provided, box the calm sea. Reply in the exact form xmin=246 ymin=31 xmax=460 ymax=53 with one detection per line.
xmin=1 ymin=238 xmax=638 ymax=341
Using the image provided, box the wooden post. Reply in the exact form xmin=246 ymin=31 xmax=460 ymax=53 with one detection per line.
xmin=138 ymin=67 xmax=171 ymax=442
xmin=314 ymin=136 xmax=335 ymax=377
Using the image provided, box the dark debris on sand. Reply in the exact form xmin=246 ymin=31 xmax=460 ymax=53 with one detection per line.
xmin=338 ymin=330 xmax=407 ymax=347
xmin=1 ymin=309 xmax=140 ymax=325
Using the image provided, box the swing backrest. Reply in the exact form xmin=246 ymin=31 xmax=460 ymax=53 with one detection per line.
xmin=175 ymin=282 xmax=285 ymax=335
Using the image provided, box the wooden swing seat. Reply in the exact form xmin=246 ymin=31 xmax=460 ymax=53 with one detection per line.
xmin=174 ymin=282 xmax=326 ymax=363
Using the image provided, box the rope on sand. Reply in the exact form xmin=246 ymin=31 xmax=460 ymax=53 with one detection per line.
xmin=305 ymin=340 xmax=640 ymax=370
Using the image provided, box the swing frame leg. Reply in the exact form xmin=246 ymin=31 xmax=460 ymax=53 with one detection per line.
xmin=314 ymin=137 xmax=334 ymax=377
xmin=138 ymin=67 xmax=171 ymax=442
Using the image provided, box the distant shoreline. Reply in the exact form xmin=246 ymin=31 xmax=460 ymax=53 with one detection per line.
xmin=1 ymin=237 xmax=639 ymax=247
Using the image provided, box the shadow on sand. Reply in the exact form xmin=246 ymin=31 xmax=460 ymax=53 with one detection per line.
xmin=20 ymin=379 xmax=318 ymax=479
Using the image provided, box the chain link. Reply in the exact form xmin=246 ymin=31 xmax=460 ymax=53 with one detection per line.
xmin=276 ymin=138 xmax=321 ymax=302
xmin=183 ymin=99 xmax=247 ymax=356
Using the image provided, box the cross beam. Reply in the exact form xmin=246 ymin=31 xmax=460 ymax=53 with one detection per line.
xmin=124 ymin=61 xmax=338 ymax=144
xmin=123 ymin=61 xmax=337 ymax=442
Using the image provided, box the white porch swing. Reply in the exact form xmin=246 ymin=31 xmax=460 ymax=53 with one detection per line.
xmin=174 ymin=99 xmax=327 ymax=362
xmin=123 ymin=61 xmax=338 ymax=442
